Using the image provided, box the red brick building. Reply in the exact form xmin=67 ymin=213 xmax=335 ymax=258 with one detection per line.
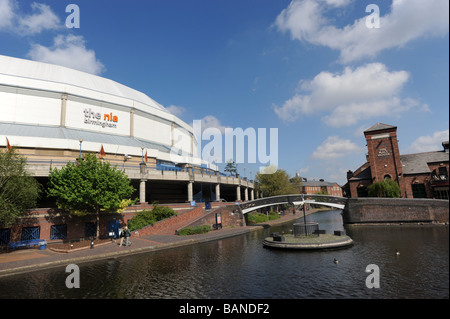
xmin=301 ymin=179 xmax=343 ymax=197
xmin=345 ymin=123 xmax=449 ymax=199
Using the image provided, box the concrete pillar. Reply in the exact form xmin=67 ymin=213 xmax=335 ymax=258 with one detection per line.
xmin=188 ymin=181 xmax=194 ymax=202
xmin=236 ymin=186 xmax=241 ymax=201
xmin=60 ymin=93 xmax=68 ymax=127
xmin=130 ymin=108 xmax=135 ymax=137
xmin=251 ymin=189 xmax=254 ymax=201
xmin=244 ymin=187 xmax=248 ymax=201
xmin=139 ymin=179 xmax=147 ymax=204
xmin=215 ymin=184 xmax=221 ymax=202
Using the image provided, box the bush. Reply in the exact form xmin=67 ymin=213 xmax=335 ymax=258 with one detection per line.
xmin=268 ymin=211 xmax=281 ymax=221
xmin=128 ymin=203 xmax=177 ymax=231
xmin=247 ymin=213 xmax=268 ymax=224
xmin=247 ymin=211 xmax=280 ymax=225
xmin=368 ymin=179 xmax=401 ymax=198
xmin=177 ymin=225 xmax=211 ymax=236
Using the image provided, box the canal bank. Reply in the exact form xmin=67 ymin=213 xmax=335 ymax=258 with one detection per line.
xmin=343 ymin=198 xmax=449 ymax=224
xmin=0 ymin=209 xmax=310 ymax=278
xmin=1 ymin=209 xmax=448 ymax=299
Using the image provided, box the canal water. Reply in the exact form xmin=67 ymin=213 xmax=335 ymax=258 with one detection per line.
xmin=0 ymin=210 xmax=448 ymax=299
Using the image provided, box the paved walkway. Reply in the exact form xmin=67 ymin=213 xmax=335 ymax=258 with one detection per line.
xmin=0 ymin=211 xmax=306 ymax=278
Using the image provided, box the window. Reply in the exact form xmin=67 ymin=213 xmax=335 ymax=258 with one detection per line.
xmin=50 ymin=224 xmax=67 ymax=240
xmin=21 ymin=226 xmax=40 ymax=241
xmin=438 ymin=167 xmax=448 ymax=180
xmin=412 ymin=184 xmax=427 ymax=198
xmin=357 ymin=187 xmax=368 ymax=197
xmin=434 ymin=187 xmax=449 ymax=200
xmin=85 ymin=222 xmax=96 ymax=238
xmin=0 ymin=229 xmax=11 ymax=245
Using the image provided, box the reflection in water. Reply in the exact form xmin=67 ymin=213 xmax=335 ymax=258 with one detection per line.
xmin=0 ymin=210 xmax=448 ymax=299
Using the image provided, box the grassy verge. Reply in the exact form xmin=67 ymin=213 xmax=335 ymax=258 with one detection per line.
xmin=247 ymin=211 xmax=280 ymax=225
xmin=177 ymin=225 xmax=211 ymax=236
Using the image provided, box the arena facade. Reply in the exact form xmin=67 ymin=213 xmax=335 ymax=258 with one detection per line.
xmin=0 ymin=55 xmax=254 ymax=205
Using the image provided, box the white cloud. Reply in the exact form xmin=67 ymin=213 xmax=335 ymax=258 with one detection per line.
xmin=323 ymin=0 xmax=351 ymax=7
xmin=298 ymin=166 xmax=310 ymax=175
xmin=17 ymin=2 xmax=61 ymax=35
xmin=405 ymin=129 xmax=449 ymax=153
xmin=27 ymin=34 xmax=105 ymax=75
xmin=196 ymin=115 xmax=229 ymax=134
xmin=0 ymin=0 xmax=61 ymax=34
xmin=273 ymin=63 xmax=417 ymax=127
xmin=274 ymin=0 xmax=449 ymax=63
xmin=312 ymin=136 xmax=362 ymax=160
xmin=0 ymin=0 xmax=15 ymax=29
xmin=166 ymin=105 xmax=187 ymax=118
xmin=1 ymin=1 xmax=104 ymax=75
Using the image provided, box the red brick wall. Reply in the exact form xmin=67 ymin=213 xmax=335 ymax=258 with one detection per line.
xmin=1 ymin=203 xmax=198 ymax=244
xmin=132 ymin=206 xmax=205 ymax=236
xmin=365 ymin=129 xmax=404 ymax=188
xmin=343 ymin=198 xmax=449 ymax=224
xmin=175 ymin=205 xmax=244 ymax=232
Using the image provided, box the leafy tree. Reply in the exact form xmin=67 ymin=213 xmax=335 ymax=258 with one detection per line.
xmin=367 ymin=179 xmax=401 ymax=198
xmin=0 ymin=149 xmax=41 ymax=227
xmin=316 ymin=189 xmax=329 ymax=195
xmin=255 ymin=169 xmax=297 ymax=197
xmin=128 ymin=203 xmax=176 ymax=231
xmin=290 ymin=176 xmax=303 ymax=194
xmin=47 ymin=154 xmax=136 ymax=237
xmin=224 ymin=159 xmax=237 ymax=176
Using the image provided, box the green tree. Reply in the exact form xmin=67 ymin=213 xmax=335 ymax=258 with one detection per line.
xmin=47 ymin=154 xmax=136 ymax=237
xmin=290 ymin=176 xmax=303 ymax=194
xmin=255 ymin=169 xmax=297 ymax=197
xmin=0 ymin=149 xmax=42 ymax=227
xmin=224 ymin=159 xmax=238 ymax=176
xmin=367 ymin=179 xmax=401 ymax=198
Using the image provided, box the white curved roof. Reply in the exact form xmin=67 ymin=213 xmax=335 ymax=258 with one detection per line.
xmin=0 ymin=55 xmax=200 ymax=164
xmin=0 ymin=55 xmax=169 ymax=115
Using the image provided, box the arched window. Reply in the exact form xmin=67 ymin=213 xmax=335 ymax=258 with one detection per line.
xmin=384 ymin=175 xmax=391 ymax=180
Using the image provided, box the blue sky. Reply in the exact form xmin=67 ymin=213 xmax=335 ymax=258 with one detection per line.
xmin=1 ymin=0 xmax=449 ymax=185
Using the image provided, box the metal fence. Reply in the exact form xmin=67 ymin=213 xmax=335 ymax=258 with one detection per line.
xmin=293 ymin=222 xmax=319 ymax=237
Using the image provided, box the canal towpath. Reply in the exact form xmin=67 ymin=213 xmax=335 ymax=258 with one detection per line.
xmin=0 ymin=210 xmax=312 ymax=278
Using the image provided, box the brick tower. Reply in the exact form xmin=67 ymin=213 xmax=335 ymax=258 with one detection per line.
xmin=364 ymin=123 xmax=405 ymax=192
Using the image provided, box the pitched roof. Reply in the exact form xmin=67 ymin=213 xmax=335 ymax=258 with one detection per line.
xmin=400 ymin=151 xmax=449 ymax=175
xmin=348 ymin=163 xmax=372 ymax=181
xmin=302 ymin=180 xmax=340 ymax=187
xmin=364 ymin=123 xmax=397 ymax=133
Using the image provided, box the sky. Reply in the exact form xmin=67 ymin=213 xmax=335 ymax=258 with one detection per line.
xmin=0 ymin=0 xmax=449 ymax=185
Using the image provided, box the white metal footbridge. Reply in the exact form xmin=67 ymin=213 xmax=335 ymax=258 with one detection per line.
xmin=239 ymin=194 xmax=347 ymax=214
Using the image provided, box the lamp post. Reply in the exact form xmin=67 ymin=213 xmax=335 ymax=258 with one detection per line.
xmin=140 ymin=147 xmax=147 ymax=176
xmin=79 ymin=139 xmax=83 ymax=158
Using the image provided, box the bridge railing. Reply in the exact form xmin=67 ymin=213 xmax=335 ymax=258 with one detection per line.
xmin=239 ymin=194 xmax=348 ymax=212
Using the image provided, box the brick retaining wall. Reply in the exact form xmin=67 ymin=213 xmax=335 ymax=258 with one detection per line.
xmin=132 ymin=206 xmax=205 ymax=236
xmin=174 ymin=205 xmax=245 ymax=233
xmin=1 ymin=203 xmax=195 ymax=243
xmin=343 ymin=198 xmax=449 ymax=224
xmin=1 ymin=202 xmax=243 ymax=244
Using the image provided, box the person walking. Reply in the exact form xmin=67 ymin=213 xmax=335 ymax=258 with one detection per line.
xmin=119 ymin=227 xmax=125 ymax=247
xmin=124 ymin=226 xmax=131 ymax=247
